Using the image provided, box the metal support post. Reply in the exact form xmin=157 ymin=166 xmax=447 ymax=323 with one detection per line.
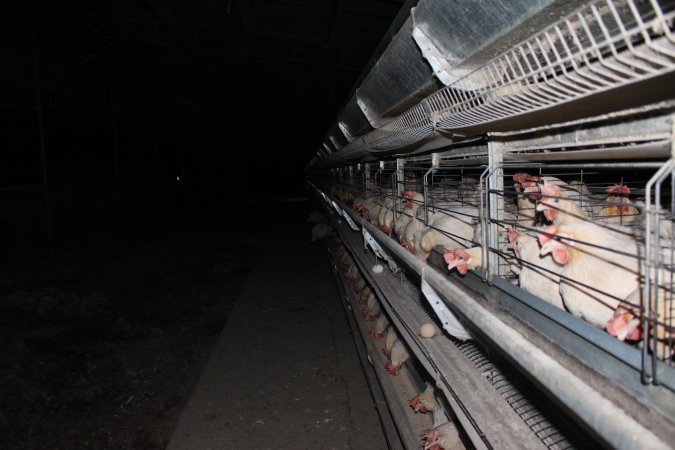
xmin=348 ymin=165 xmax=354 ymax=191
xmin=109 ymin=70 xmax=123 ymax=233
xmin=486 ymin=137 xmax=505 ymax=282
xmin=394 ymin=158 xmax=405 ymax=225
xmin=374 ymin=160 xmax=384 ymax=192
xmin=153 ymin=102 xmax=162 ymax=210
xmin=364 ymin=163 xmax=371 ymax=192
xmin=423 ymin=153 xmax=439 ymax=225
xmin=31 ymin=25 xmax=54 ymax=257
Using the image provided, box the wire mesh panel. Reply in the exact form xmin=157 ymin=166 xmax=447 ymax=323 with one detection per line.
xmin=327 ymin=0 xmax=675 ymax=157
xmin=366 ymin=103 xmax=434 ymax=152
xmin=311 ymin=117 xmax=675 ymax=386
xmin=488 ymin=160 xmax=675 ymax=383
xmin=453 ymin=0 xmax=672 ymax=133
xmin=434 ymin=0 xmax=675 ymax=129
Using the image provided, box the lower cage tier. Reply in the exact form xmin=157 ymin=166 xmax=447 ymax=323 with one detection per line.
xmin=312 ymin=184 xmax=675 ymax=450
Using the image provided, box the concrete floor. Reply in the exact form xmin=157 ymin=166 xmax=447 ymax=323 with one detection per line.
xmin=167 ymin=204 xmax=387 ymax=450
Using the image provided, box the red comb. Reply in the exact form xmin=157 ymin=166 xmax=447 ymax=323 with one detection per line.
xmin=539 ymin=179 xmax=560 ymax=196
xmin=507 ymin=226 xmax=520 ymax=243
xmin=421 ymin=429 xmax=436 ymax=440
xmin=606 ymin=184 xmax=631 ymax=196
xmin=443 ymin=250 xmax=457 ymax=264
xmin=538 ymin=225 xmax=557 ymax=245
xmin=513 ymin=173 xmax=528 ymax=183
xmin=455 ymin=248 xmax=471 ymax=261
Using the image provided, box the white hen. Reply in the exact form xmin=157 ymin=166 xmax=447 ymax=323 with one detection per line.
xmin=535 ymin=178 xmax=591 ymax=226
xmin=420 ymin=206 xmax=478 ymax=255
xmin=394 ymin=191 xmax=424 ymax=242
xmin=538 ymin=222 xmax=640 ymax=329
xmin=421 ymin=422 xmax=462 ymax=450
xmin=362 ymin=293 xmax=381 ymax=321
xmin=382 ymin=326 xmax=398 ymax=359
xmin=508 ymin=226 xmax=564 ymax=310
xmin=369 ymin=314 xmax=389 ymax=339
xmin=403 ymin=207 xmax=429 ymax=256
xmin=385 ymin=339 xmax=410 ymax=375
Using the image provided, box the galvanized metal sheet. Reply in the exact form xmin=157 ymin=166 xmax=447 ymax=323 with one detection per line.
xmin=328 ymin=123 xmax=348 ymax=150
xmin=411 ymin=0 xmax=568 ymax=86
xmin=338 ymin=95 xmax=373 ymax=139
xmin=356 ymin=18 xmax=440 ymax=128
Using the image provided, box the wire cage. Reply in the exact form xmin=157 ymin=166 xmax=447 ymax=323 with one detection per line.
xmin=319 ymin=0 xmax=675 ymax=160
xmin=306 ymin=1 xmax=675 ymax=446
xmin=319 ymin=159 xmax=675 ymax=385
xmin=420 ymin=161 xmax=486 ymax=256
xmin=434 ymin=0 xmax=675 ymax=130
xmin=483 ymin=158 xmax=675 ymax=383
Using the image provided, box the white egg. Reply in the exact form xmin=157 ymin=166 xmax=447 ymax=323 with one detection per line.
xmin=372 ymin=264 xmax=384 ymax=274
xmin=420 ymin=323 xmax=436 ymax=338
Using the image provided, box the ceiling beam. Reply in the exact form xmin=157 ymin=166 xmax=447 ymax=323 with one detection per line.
xmin=51 ymin=0 xmax=106 ymax=35
xmin=22 ymin=21 xmax=361 ymax=74
xmin=235 ymin=0 xmax=326 ymax=47
xmin=123 ymin=36 xmax=360 ymax=72
xmin=41 ymin=41 xmax=116 ymax=91
xmin=132 ymin=0 xmax=212 ymax=74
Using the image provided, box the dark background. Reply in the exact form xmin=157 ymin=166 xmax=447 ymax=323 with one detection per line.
xmin=0 ymin=3 xmax=406 ymax=446
xmin=1 ymin=0 xmax=405 ymax=260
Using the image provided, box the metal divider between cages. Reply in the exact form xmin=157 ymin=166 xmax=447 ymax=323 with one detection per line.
xmin=644 ymin=156 xmax=675 ymax=384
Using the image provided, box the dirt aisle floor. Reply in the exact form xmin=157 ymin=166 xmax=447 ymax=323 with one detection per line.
xmin=0 ymin=207 xmax=258 ymax=449
xmin=0 ymin=201 xmax=386 ymax=449
xmin=167 ymin=204 xmax=387 ymax=449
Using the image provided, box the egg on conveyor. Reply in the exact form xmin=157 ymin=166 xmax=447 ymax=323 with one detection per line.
xmin=420 ymin=323 xmax=436 ymax=338
xmin=372 ymin=264 xmax=384 ymax=274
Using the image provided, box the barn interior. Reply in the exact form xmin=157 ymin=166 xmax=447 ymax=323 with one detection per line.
xmin=3 ymin=0 xmax=675 ymax=449
xmin=2 ymin=0 xmax=403 ymax=447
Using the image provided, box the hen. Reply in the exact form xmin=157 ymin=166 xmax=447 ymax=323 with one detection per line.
xmin=443 ymin=247 xmax=483 ymax=275
xmin=534 ymin=178 xmax=590 ymax=225
xmin=607 ymin=286 xmax=674 ymax=360
xmin=420 ymin=422 xmax=462 ymax=450
xmin=309 ymin=222 xmax=334 ymax=242
xmin=358 ymin=286 xmax=372 ymax=305
xmin=362 ymin=293 xmax=381 ymax=321
xmin=410 ymin=384 xmax=448 ymax=427
xmin=403 ymin=207 xmax=430 ymax=256
xmin=385 ymin=339 xmax=410 ymax=375
xmin=538 ymin=222 xmax=640 ymax=329
xmin=507 ymin=226 xmax=564 ymax=310
xmin=383 ymin=326 xmax=398 ymax=359
xmin=369 ymin=314 xmax=389 ymax=339
xmin=377 ymin=195 xmax=396 ymax=234
xmin=595 ymin=184 xmax=641 ymax=225
xmin=419 ymin=207 xmax=478 ymax=256
xmin=513 ymin=172 xmax=539 ymax=226
xmin=410 ymin=383 xmax=438 ymax=414
xmin=395 ymin=191 xmax=424 ymax=243
xmin=306 ymin=210 xmax=327 ymax=224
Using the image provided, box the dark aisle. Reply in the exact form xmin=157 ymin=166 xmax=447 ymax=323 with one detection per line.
xmin=167 ymin=202 xmax=387 ymax=449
